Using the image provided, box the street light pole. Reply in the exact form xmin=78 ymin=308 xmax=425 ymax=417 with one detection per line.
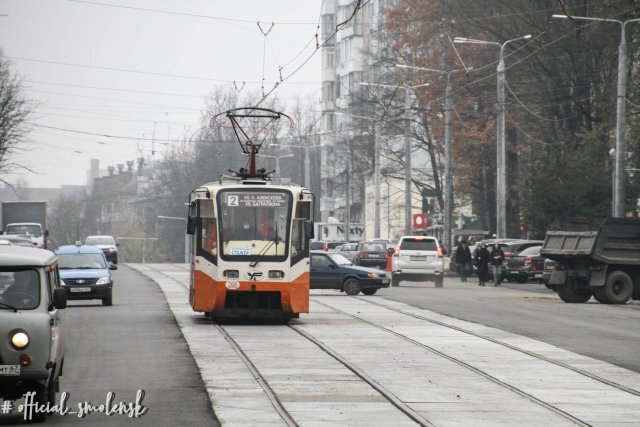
xmin=552 ymin=15 xmax=640 ymax=217
xmin=454 ymin=34 xmax=531 ymax=238
xmin=269 ymin=144 xmax=323 ymax=189
xmin=396 ymin=64 xmax=470 ymax=255
xmin=259 ymin=154 xmax=295 ymax=182
xmin=359 ymin=81 xmax=430 ymax=236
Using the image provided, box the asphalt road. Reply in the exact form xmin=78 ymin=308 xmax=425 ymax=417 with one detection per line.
xmin=377 ymin=275 xmax=640 ymax=373
xmin=1 ymin=264 xmax=218 ymax=426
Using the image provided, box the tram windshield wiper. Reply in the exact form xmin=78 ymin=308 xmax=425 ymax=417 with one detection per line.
xmin=249 ymin=222 xmax=280 ymax=267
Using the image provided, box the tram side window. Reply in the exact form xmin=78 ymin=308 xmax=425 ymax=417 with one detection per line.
xmin=291 ymin=201 xmax=311 ymax=257
xmin=201 ymin=217 xmax=217 ymax=256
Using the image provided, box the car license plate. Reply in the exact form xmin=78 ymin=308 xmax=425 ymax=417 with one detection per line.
xmin=410 ymin=256 xmax=426 ymax=261
xmin=70 ymin=287 xmax=91 ymax=292
xmin=534 ymin=273 xmax=542 ymax=278
xmin=0 ymin=365 xmax=20 ymax=376
xmin=381 ymin=278 xmax=390 ymax=284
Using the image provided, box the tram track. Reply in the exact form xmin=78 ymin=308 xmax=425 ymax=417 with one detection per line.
xmin=349 ymin=296 xmax=640 ymax=398
xmin=310 ymin=298 xmax=589 ymax=427
xmin=133 ymin=264 xmax=640 ymax=426
xmin=143 ymin=266 xmax=429 ymax=425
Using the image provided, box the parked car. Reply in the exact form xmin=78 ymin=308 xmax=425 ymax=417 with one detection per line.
xmin=334 ymin=242 xmax=358 ymax=261
xmin=309 ymin=240 xmax=344 ymax=252
xmin=390 ymin=235 xmax=445 ymax=287
xmin=353 ymin=240 xmax=391 ymax=270
xmin=470 ymin=239 xmax=543 ymax=280
xmin=56 ymin=243 xmax=116 ymax=306
xmin=85 ymin=235 xmax=119 ymax=264
xmin=542 ymin=258 xmax=558 ymax=290
xmin=309 ymin=251 xmax=390 ymax=295
xmin=0 ymin=246 xmax=67 ymax=421
xmin=503 ymin=245 xmax=546 ymax=283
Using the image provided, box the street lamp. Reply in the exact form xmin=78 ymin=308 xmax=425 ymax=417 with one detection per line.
xmin=335 ymin=110 xmax=381 ymax=238
xmin=553 ymin=15 xmax=640 ymax=217
xmin=454 ymin=34 xmax=531 ymax=238
xmin=258 ymin=154 xmax=295 ymax=182
xmin=359 ymin=81 xmax=431 ymax=236
xmin=396 ymin=64 xmax=469 ymax=255
xmin=269 ymin=144 xmax=323 ymax=189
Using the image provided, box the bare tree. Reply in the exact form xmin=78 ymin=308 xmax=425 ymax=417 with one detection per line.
xmin=0 ymin=54 xmax=35 ymax=187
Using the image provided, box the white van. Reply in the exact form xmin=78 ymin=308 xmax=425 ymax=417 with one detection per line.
xmin=0 ymin=246 xmax=67 ymax=421
xmin=390 ymin=236 xmax=445 ymax=287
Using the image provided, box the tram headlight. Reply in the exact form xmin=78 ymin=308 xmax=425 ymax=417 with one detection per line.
xmin=224 ymin=270 xmax=239 ymax=279
xmin=268 ymin=270 xmax=285 ymax=279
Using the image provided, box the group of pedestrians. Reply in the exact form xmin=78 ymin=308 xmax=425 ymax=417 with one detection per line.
xmin=455 ymin=241 xmax=505 ymax=287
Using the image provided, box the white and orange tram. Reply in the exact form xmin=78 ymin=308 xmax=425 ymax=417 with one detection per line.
xmin=186 ymin=108 xmax=314 ymax=321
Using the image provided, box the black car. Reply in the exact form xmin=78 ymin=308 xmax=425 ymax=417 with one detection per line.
xmin=310 ymin=251 xmax=390 ymax=295
xmin=353 ymin=240 xmax=390 ymax=270
xmin=503 ymin=245 xmax=545 ymax=283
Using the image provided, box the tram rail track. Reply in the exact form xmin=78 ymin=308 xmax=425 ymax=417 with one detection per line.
xmin=132 ymin=264 xmax=640 ymax=426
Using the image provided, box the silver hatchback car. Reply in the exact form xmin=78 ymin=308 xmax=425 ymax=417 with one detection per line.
xmin=0 ymin=246 xmax=67 ymax=421
xmin=390 ymin=236 xmax=445 ymax=287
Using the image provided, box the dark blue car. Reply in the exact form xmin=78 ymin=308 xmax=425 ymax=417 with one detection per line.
xmin=310 ymin=250 xmax=390 ymax=295
xmin=55 ymin=243 xmax=116 ymax=306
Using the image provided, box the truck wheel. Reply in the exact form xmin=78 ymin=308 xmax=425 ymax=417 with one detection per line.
xmin=603 ymin=271 xmax=633 ymax=304
xmin=343 ymin=278 xmax=361 ymax=295
xmin=592 ymin=287 xmax=610 ymax=304
xmin=557 ymin=282 xmax=591 ymax=303
xmin=391 ymin=275 xmax=400 ymax=287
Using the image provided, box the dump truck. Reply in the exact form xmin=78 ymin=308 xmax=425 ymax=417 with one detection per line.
xmin=540 ymin=218 xmax=640 ymax=304
xmin=1 ymin=201 xmax=48 ymax=249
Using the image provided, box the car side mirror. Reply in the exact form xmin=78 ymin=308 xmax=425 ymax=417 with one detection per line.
xmin=109 ymin=262 xmax=118 ymax=270
xmin=52 ymin=288 xmax=67 ymax=310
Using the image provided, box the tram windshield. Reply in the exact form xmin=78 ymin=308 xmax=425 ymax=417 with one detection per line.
xmin=218 ymin=190 xmax=291 ymax=259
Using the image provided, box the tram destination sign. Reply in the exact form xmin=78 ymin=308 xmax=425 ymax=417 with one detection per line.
xmin=226 ymin=193 xmax=288 ymax=208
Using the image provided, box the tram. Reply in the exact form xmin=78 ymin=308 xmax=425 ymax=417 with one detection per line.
xmin=186 ymin=108 xmax=314 ymax=321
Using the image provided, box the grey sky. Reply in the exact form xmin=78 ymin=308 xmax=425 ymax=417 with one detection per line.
xmin=0 ymin=0 xmax=321 ymax=188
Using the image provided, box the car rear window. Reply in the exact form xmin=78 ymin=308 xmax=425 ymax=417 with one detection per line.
xmin=400 ymin=238 xmax=437 ymax=251
xmin=361 ymin=243 xmax=386 ymax=251
xmin=518 ymin=245 xmax=541 ymax=256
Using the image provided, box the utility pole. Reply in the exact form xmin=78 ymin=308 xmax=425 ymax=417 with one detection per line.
xmin=454 ymin=34 xmax=531 ymax=238
xmin=403 ymin=85 xmax=412 ymax=236
xmin=552 ymin=15 xmax=640 ymax=217
xmin=396 ymin=64 xmax=469 ymax=255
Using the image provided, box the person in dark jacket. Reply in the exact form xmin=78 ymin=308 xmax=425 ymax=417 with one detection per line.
xmin=473 ymin=242 xmax=490 ymax=286
xmin=490 ymin=242 xmax=506 ymax=286
xmin=455 ymin=240 xmax=472 ymax=282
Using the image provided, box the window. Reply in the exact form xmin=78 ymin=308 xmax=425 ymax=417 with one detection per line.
xmin=400 ymin=238 xmax=437 ymax=251
xmin=0 ymin=269 xmax=40 ymax=310
xmin=218 ymin=190 xmax=291 ymax=261
xmin=311 ymin=254 xmax=331 ymax=268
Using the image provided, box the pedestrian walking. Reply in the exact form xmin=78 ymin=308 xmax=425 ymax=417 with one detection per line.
xmin=455 ymin=240 xmax=472 ymax=282
xmin=490 ymin=242 xmax=505 ymax=286
xmin=473 ymin=242 xmax=490 ymax=286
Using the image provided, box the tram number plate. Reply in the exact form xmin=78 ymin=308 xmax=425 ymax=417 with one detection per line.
xmin=70 ymin=287 xmax=91 ymax=292
xmin=0 ymin=365 xmax=20 ymax=376
xmin=225 ymin=280 xmax=240 ymax=290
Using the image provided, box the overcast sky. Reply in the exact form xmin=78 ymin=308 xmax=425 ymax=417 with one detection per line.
xmin=0 ymin=0 xmax=321 ymax=188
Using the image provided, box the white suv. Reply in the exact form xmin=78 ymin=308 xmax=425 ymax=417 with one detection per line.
xmin=390 ymin=236 xmax=445 ymax=287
